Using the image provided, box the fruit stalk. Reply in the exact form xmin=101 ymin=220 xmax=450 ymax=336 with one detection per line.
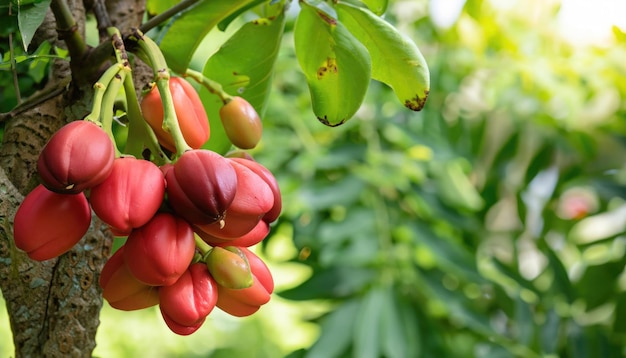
xmin=194 ymin=235 xmax=213 ymax=259
xmin=99 ymin=69 xmax=126 ymax=157
xmin=122 ymin=73 xmax=169 ymax=164
xmin=184 ymin=68 xmax=232 ymax=105
xmin=84 ymin=63 xmax=123 ymax=124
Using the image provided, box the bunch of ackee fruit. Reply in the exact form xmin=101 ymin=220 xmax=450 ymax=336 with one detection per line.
xmin=12 ymin=75 xmax=280 ymax=335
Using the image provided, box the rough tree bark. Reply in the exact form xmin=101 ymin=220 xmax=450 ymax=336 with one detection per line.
xmin=0 ymin=0 xmax=147 ymax=356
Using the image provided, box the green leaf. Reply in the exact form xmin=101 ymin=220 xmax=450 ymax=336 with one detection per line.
xmin=158 ymin=0 xmax=252 ymax=73
xmin=278 ymin=266 xmax=376 ymax=300
xmin=199 ymin=11 xmax=286 ymax=154
xmin=540 ymin=309 xmax=561 ymax=354
xmin=145 ymin=0 xmax=179 ymax=15
xmin=217 ymin=0 xmax=267 ymax=31
xmin=353 ymin=287 xmax=386 ymax=358
xmin=575 ymin=261 xmax=623 ymax=311
xmin=431 ymin=159 xmax=484 ymax=212
xmin=299 ymin=174 xmax=367 ymax=210
xmin=361 ymin=0 xmax=388 ymax=15
xmin=544 ymin=245 xmax=574 ymax=302
xmin=612 ymin=292 xmax=626 ymax=334
xmin=335 ymin=2 xmax=430 ymax=111
xmin=17 ymin=0 xmax=51 ymax=50
xmin=380 ymin=288 xmax=416 ymax=358
xmin=513 ymin=296 xmax=534 ymax=346
xmin=306 ymin=298 xmax=361 ymax=358
xmin=28 ymin=40 xmax=51 ymax=83
xmin=294 ymin=1 xmax=371 ymax=126
xmin=410 ymin=222 xmax=485 ymax=283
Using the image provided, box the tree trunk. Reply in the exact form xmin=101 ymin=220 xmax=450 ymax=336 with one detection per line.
xmin=0 ymin=0 xmax=146 ymax=356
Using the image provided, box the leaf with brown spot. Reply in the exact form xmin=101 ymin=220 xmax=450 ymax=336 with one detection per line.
xmin=294 ymin=2 xmax=371 ymax=126
xmin=336 ymin=2 xmax=430 ymax=111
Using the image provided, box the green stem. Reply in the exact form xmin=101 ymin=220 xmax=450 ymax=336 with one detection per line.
xmin=122 ymin=74 xmax=169 ymax=164
xmin=139 ymin=0 xmax=203 ymax=34
xmin=8 ymin=29 xmax=21 ymax=104
xmin=154 ymin=78 xmax=192 ymax=158
xmin=184 ymin=69 xmax=233 ymax=105
xmin=100 ymin=70 xmax=126 ymax=157
xmin=84 ymin=64 xmax=124 ymax=123
xmin=50 ymin=0 xmax=87 ymax=60
xmin=108 ymin=27 xmax=130 ymax=67
xmin=194 ymin=236 xmax=213 ymax=259
xmin=130 ymin=29 xmax=191 ymax=158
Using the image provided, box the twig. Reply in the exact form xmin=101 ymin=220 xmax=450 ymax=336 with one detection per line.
xmin=92 ymin=0 xmax=113 ymax=40
xmin=8 ymin=4 xmax=21 ymax=104
xmin=139 ymin=0 xmax=202 ymax=33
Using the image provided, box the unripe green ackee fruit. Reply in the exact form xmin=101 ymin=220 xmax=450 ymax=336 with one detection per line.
xmin=219 ymin=96 xmax=262 ymax=149
xmin=205 ymin=246 xmax=253 ymax=289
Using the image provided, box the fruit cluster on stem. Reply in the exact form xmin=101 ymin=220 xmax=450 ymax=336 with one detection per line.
xmin=12 ymin=25 xmax=280 ymax=336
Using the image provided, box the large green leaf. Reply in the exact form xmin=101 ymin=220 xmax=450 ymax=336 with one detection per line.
xmin=306 ymin=298 xmax=361 ymax=358
xmin=199 ymin=11 xmax=286 ymax=154
xmin=353 ymin=287 xmax=386 ymax=358
xmin=294 ymin=1 xmax=371 ymax=126
xmin=335 ymin=2 xmax=430 ymax=111
xmin=385 ymin=293 xmax=421 ymax=358
xmin=361 ymin=0 xmax=388 ymax=15
xmin=17 ymin=0 xmax=51 ymax=50
xmin=158 ymin=0 xmax=252 ymax=73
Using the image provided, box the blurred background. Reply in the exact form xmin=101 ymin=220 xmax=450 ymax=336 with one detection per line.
xmin=3 ymin=0 xmax=626 ymax=356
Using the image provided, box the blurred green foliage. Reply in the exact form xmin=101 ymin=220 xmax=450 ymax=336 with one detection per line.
xmin=3 ymin=0 xmax=626 ymax=357
xmin=257 ymin=0 xmax=626 ymax=357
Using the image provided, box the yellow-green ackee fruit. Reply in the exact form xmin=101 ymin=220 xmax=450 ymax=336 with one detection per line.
xmin=205 ymin=246 xmax=253 ymax=289
xmin=219 ymin=96 xmax=262 ymax=149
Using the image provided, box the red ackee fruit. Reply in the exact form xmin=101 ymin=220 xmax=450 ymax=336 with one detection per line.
xmin=228 ymin=157 xmax=282 ymax=223
xmin=90 ymin=157 xmax=166 ymax=235
xmin=194 ymin=159 xmax=273 ymax=240
xmin=216 ymin=247 xmax=274 ymax=317
xmin=141 ymin=77 xmax=210 ymax=152
xmin=37 ymin=120 xmax=115 ymax=194
xmin=100 ymin=246 xmax=160 ymax=311
xmin=124 ymin=213 xmax=196 ymax=286
xmin=165 ymin=150 xmax=237 ymax=225
xmin=159 ymin=264 xmax=218 ymax=335
xmin=194 ymin=219 xmax=270 ymax=247
xmin=13 ymin=184 xmax=91 ymax=261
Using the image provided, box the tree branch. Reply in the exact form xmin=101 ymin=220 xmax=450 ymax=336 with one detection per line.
xmin=139 ymin=0 xmax=202 ymax=33
xmin=50 ymin=0 xmax=87 ymax=61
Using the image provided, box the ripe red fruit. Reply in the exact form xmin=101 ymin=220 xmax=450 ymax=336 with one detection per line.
xmin=216 ymin=247 xmax=274 ymax=317
xmin=141 ymin=77 xmax=210 ymax=152
xmin=194 ymin=159 xmax=273 ymax=239
xmin=194 ymin=219 xmax=270 ymax=247
xmin=159 ymin=263 xmax=218 ymax=335
xmin=13 ymin=184 xmax=91 ymax=261
xmin=165 ymin=150 xmax=237 ymax=225
xmin=100 ymin=245 xmax=160 ymax=311
xmin=37 ymin=120 xmax=115 ymax=194
xmin=228 ymin=157 xmax=282 ymax=223
xmin=90 ymin=157 xmax=166 ymax=234
xmin=225 ymin=150 xmax=255 ymax=161
xmin=124 ymin=213 xmax=196 ymax=286
xmin=219 ymin=96 xmax=263 ymax=149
